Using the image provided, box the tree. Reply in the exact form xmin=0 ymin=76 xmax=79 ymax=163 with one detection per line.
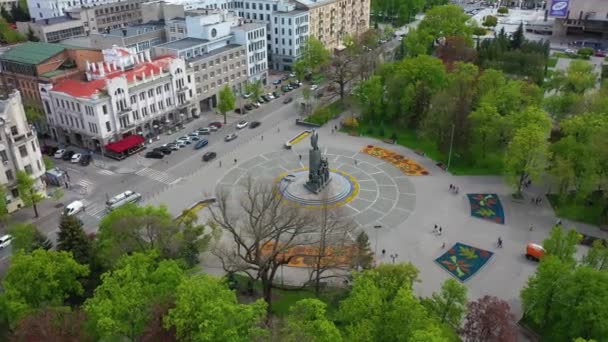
xmin=26 ymin=25 xmax=39 ymax=42
xmin=510 ymin=23 xmax=524 ymax=49
xmin=417 ymin=4 xmax=473 ymax=46
xmin=0 ymin=250 xmax=89 ymax=327
xmin=209 ymin=177 xmax=316 ymax=311
xmin=482 ymin=15 xmax=498 ymax=27
xmin=503 ymin=124 xmax=550 ymax=196
xmin=422 ymin=278 xmax=467 ymax=329
xmin=16 ymin=170 xmax=44 ymax=218
xmin=294 ymin=37 xmax=331 ymax=76
xmin=245 ymin=80 xmax=264 ymax=102
xmin=327 ymin=52 xmax=356 ymax=101
xmin=165 ymin=275 xmax=267 ymax=341
xmin=352 ymin=231 xmax=374 ymax=270
xmin=0 ymin=17 xmax=25 ymax=44
xmin=547 ymin=60 xmax=597 ymax=95
xmin=284 ymin=299 xmax=341 ymax=342
xmin=462 ymin=295 xmax=517 ymax=342
xmin=354 ymin=75 xmax=384 ymax=122
xmin=0 ymin=6 xmax=11 ymax=23
xmin=582 ymin=240 xmax=608 ymax=271
xmin=84 ymin=252 xmax=185 ymax=341
xmin=542 ymin=225 xmax=581 ymax=264
xmin=217 ymin=85 xmax=235 ymax=124
xmin=8 ymin=223 xmax=52 ymax=253
xmin=0 ymin=184 xmax=9 ymax=222
xmin=469 ymin=103 xmax=504 ymax=160
xmin=172 ymin=208 xmax=218 ymax=268
xmin=11 ymin=307 xmax=91 ymax=342
xmin=57 ymin=214 xmax=91 ymax=265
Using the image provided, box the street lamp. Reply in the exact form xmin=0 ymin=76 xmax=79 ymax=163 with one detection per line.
xmin=390 ymin=253 xmax=398 ymax=264
xmin=373 ymin=225 xmax=382 ymax=257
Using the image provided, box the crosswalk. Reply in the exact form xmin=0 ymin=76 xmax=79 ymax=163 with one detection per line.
xmin=80 ymin=199 xmax=106 ymax=219
xmin=76 ymin=179 xmax=94 ymax=188
xmin=97 ymin=169 xmax=116 ymax=176
xmin=135 ymin=167 xmax=182 ymax=185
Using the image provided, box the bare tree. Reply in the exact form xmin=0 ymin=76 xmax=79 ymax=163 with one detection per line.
xmin=209 ymin=177 xmax=316 ymax=311
xmin=327 ymin=52 xmax=356 ymax=101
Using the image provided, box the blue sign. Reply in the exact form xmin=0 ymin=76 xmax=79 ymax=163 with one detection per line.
xmin=549 ymin=0 xmax=569 ymax=17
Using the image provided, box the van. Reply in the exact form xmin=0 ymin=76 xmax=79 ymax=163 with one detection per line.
xmin=525 ymin=243 xmax=545 ymax=261
xmin=0 ymin=234 xmax=13 ymax=249
xmin=106 ymin=190 xmax=142 ymax=211
xmin=64 ymin=200 xmax=85 ymax=216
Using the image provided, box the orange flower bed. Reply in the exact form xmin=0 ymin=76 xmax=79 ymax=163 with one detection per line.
xmin=361 ymin=145 xmax=429 ymax=176
xmin=261 ymin=241 xmax=357 ymax=268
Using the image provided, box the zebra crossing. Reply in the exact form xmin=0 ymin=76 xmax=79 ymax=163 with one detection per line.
xmin=97 ymin=169 xmax=116 ymax=176
xmin=76 ymin=178 xmax=94 ymax=188
xmin=135 ymin=167 xmax=182 ymax=185
xmin=80 ymin=199 xmax=106 ymax=219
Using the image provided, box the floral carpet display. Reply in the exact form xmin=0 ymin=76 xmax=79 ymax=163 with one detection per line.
xmin=467 ymin=193 xmax=505 ymax=224
xmin=361 ymin=145 xmax=429 ymax=176
xmin=261 ymin=241 xmax=356 ymax=268
xmin=435 ymin=242 xmax=494 ymax=282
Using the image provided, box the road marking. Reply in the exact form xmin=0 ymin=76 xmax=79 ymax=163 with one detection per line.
xmin=76 ymin=179 xmax=94 ymax=188
xmin=66 ymin=167 xmax=83 ymax=174
xmin=135 ymin=168 xmax=177 ymax=185
xmin=81 ymin=199 xmax=106 ymax=219
xmin=97 ymin=169 xmax=116 ymax=176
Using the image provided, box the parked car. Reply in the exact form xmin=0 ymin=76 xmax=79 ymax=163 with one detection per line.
xmin=145 ymin=151 xmax=164 ymax=159
xmin=281 ymin=74 xmax=289 ymax=80
xmin=595 ymin=50 xmax=606 ymax=57
xmin=251 ymin=102 xmax=260 ymax=108
xmin=261 ymin=95 xmax=270 ymax=102
xmin=70 ymin=153 xmax=82 ymax=163
xmin=202 ymin=151 xmax=217 ymax=161
xmin=207 ymin=125 xmax=218 ymax=132
xmin=175 ymin=141 xmax=187 ymax=148
xmin=272 ymin=79 xmax=282 ymax=85
xmin=79 ymin=154 xmax=92 ymax=166
xmin=289 ymin=73 xmax=296 ymax=78
xmin=242 ymin=92 xmax=252 ymax=98
xmin=0 ymin=234 xmax=13 ymax=249
xmin=64 ymin=200 xmax=85 ymax=216
xmin=525 ymin=242 xmax=545 ymax=261
xmin=283 ymin=97 xmax=293 ymax=104
xmin=210 ymin=122 xmax=223 ymax=128
xmin=154 ymin=146 xmax=172 ymax=155
xmin=164 ymin=143 xmax=179 ymax=151
xmin=236 ymin=120 xmax=249 ymax=129
xmin=42 ymin=146 xmax=58 ymax=156
xmin=244 ymin=103 xmax=253 ymax=110
xmin=188 ymin=131 xmax=200 ymax=137
xmin=62 ymin=150 xmax=75 ymax=161
xmin=310 ymin=84 xmax=319 ymax=91
xmin=194 ymin=139 xmax=209 ymax=149
xmin=258 ymin=96 xmax=267 ymax=103
xmin=177 ymin=137 xmax=191 ymax=144
xmin=54 ymin=149 xmax=66 ymax=159
xmin=198 ymin=127 xmax=211 ymax=135
xmin=267 ymin=93 xmax=275 ymax=100
xmin=250 ymin=121 xmax=261 ymax=129
xmin=272 ymin=91 xmax=279 ymax=98
xmin=282 ymin=85 xmax=292 ymax=92
xmin=565 ymin=48 xmax=576 ymax=54
xmin=225 ymin=133 xmax=238 ymax=142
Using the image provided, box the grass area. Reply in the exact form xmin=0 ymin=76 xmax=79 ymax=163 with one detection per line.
xmin=552 ymin=52 xmax=590 ymax=60
xmin=351 ymin=122 xmax=504 ymax=175
xmin=547 ymin=193 xmax=605 ymax=227
xmin=305 ymin=101 xmax=345 ymax=125
xmin=547 ymin=57 xmax=558 ymax=68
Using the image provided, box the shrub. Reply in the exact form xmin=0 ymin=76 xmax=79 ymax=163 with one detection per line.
xmin=577 ymin=47 xmax=594 ymax=58
xmin=342 ymin=116 xmax=359 ymax=128
xmin=379 ymin=126 xmax=385 ymax=137
xmin=473 ymin=27 xmax=487 ymax=36
xmin=483 ymin=15 xmax=498 ymax=27
xmin=390 ymin=133 xmax=397 ymax=141
xmin=367 ymin=127 xmax=373 ymax=135
xmin=497 ymin=7 xmax=508 ymax=14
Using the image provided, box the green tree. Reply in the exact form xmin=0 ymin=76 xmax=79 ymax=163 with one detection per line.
xmin=245 ymin=80 xmax=264 ymax=102
xmin=84 ymin=251 xmax=185 ymax=340
xmin=542 ymin=225 xmax=581 ymax=264
xmin=352 ymin=231 xmax=374 ymax=270
xmin=482 ymin=15 xmax=498 ymax=27
xmin=217 ymin=85 xmax=235 ymax=124
xmin=0 ymin=6 xmax=11 ymax=23
xmin=547 ymin=60 xmax=597 ymax=95
xmin=543 ymin=93 xmax=582 ymax=121
xmin=0 ymin=250 xmax=89 ymax=327
xmin=422 ymin=278 xmax=468 ymax=328
xmin=26 ymin=25 xmax=38 ymax=42
xmin=404 ymin=28 xmax=434 ymax=57
xmin=294 ymin=37 xmax=331 ymax=76
xmin=16 ymin=170 xmax=44 ymax=218
xmin=582 ymin=240 xmax=608 ymax=271
xmin=57 ymin=214 xmax=91 ymax=265
xmin=0 ymin=17 xmax=25 ymax=43
xmin=0 ymin=184 xmax=8 ymax=222
xmin=503 ymin=124 xmax=550 ymax=196
xmin=284 ymin=299 xmax=341 ymax=342
xmin=469 ymin=103 xmax=504 ymax=160
xmin=165 ymin=275 xmax=267 ymax=341
xmin=173 ymin=208 xmax=217 ymax=268
xmin=417 ymin=4 xmax=473 ymax=47
xmin=549 ymin=135 xmax=598 ymax=198
xmin=354 ymin=75 xmax=384 ymax=122
xmin=510 ymin=22 xmax=524 ymax=49
xmin=8 ymin=223 xmax=52 ymax=253
xmin=42 ymin=155 xmax=55 ymax=170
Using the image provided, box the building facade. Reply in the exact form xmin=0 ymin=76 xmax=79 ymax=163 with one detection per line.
xmin=550 ymin=0 xmax=608 ymax=39
xmin=0 ymin=90 xmax=46 ymax=213
xmin=40 ymin=47 xmax=194 ymax=152
xmin=232 ymin=22 xmax=268 ymax=82
xmin=16 ymin=16 xmax=86 ymax=43
xmin=28 ymin=0 xmax=121 ymax=20
xmin=0 ymin=0 xmax=17 ymax=10
xmin=270 ymin=7 xmax=309 ymax=70
xmin=90 ymin=22 xmax=167 ymax=53
xmin=68 ymin=0 xmax=146 ymax=34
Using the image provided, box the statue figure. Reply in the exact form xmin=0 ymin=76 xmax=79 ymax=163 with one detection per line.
xmin=310 ymin=130 xmax=319 ymax=150
xmin=305 ymin=130 xmax=331 ymax=194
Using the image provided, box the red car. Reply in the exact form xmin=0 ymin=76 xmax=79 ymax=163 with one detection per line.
xmin=209 ymin=122 xmax=222 ymax=128
xmin=594 ymin=50 xmax=606 ymax=57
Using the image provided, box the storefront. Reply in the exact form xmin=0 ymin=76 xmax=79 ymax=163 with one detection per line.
xmin=104 ymin=134 xmax=145 ymax=160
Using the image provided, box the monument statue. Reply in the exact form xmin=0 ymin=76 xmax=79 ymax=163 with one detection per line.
xmin=305 ymin=130 xmax=331 ymax=194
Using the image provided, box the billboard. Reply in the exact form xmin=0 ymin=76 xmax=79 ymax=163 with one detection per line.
xmin=549 ymin=0 xmax=570 ymax=17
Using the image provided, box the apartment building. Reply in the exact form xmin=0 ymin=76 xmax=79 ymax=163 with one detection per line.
xmin=0 ymin=90 xmax=46 ymax=213
xmin=0 ymin=42 xmax=103 ymax=111
xmin=28 ymin=0 xmax=122 ymax=20
xmin=40 ymin=47 xmax=194 ymax=156
xmin=90 ymin=21 xmax=167 ymax=53
xmin=16 ymin=16 xmax=86 ymax=43
xmin=295 ymin=0 xmax=369 ymax=51
xmin=67 ymin=0 xmax=146 ymax=33
xmin=270 ymin=7 xmax=309 ymax=70
xmin=232 ymin=22 xmax=268 ymax=82
xmin=0 ymin=0 xmax=17 ymax=10
xmin=551 ymin=0 xmax=608 ymax=38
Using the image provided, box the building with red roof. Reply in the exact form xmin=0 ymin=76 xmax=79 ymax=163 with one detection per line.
xmin=39 ymin=46 xmax=194 ymax=157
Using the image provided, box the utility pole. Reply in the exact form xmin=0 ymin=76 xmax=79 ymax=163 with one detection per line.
xmin=446 ymin=124 xmax=455 ymax=171
xmin=373 ymin=225 xmax=382 ymax=258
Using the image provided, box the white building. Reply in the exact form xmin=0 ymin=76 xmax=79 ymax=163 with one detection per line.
xmin=270 ymin=5 xmax=309 ymax=71
xmin=28 ymin=0 xmax=122 ymax=20
xmin=0 ymin=90 xmax=46 ymax=213
xmin=40 ymin=47 xmax=194 ymax=157
xmin=232 ymin=22 xmax=267 ymax=83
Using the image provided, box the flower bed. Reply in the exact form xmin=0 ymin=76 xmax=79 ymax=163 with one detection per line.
xmin=435 ymin=242 xmax=494 ymax=282
xmin=361 ymin=145 xmax=429 ymax=176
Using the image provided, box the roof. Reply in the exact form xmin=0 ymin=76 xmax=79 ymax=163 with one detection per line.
xmin=156 ymin=37 xmax=209 ymax=50
xmin=232 ymin=22 xmax=266 ymax=31
xmin=33 ymin=16 xmax=80 ymax=26
xmin=105 ymin=135 xmax=145 ymax=153
xmin=0 ymin=42 xmax=66 ymax=65
xmin=294 ymin=0 xmax=337 ymax=8
xmin=273 ymin=9 xmax=308 ymax=17
xmin=103 ymin=21 xmax=165 ymax=37
xmin=188 ymin=44 xmax=242 ymax=63
xmin=51 ymin=56 xmax=175 ymax=98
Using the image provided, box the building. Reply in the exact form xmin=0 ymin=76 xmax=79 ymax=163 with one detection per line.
xmin=16 ymin=16 xmax=86 ymax=43
xmin=0 ymin=90 xmax=46 ymax=213
xmin=231 ymin=22 xmax=267 ymax=82
xmin=270 ymin=6 xmax=309 ymax=71
xmin=40 ymin=47 xmax=194 ymax=155
xmin=550 ymin=0 xmax=608 ymax=39
xmin=28 ymin=0 xmax=122 ymax=20
xmin=0 ymin=0 xmax=17 ymax=10
xmin=67 ymin=0 xmax=147 ymax=34
xmin=295 ymin=0 xmax=369 ymax=51
xmin=0 ymin=42 xmax=103 ymax=111
xmin=90 ymin=21 xmax=167 ymax=53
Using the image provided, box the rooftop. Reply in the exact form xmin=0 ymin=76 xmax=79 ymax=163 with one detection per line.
xmin=188 ymin=44 xmax=242 ymax=62
xmin=30 ymin=16 xmax=81 ymax=26
xmin=156 ymin=37 xmax=210 ymax=50
xmin=51 ymin=56 xmax=175 ymax=98
xmin=273 ymin=9 xmax=308 ymax=17
xmin=232 ymin=22 xmax=267 ymax=31
xmin=294 ymin=0 xmax=337 ymax=7
xmin=0 ymin=42 xmax=67 ymax=65
xmin=102 ymin=21 xmax=165 ymax=37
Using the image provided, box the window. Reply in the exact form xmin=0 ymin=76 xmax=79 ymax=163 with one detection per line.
xmin=10 ymin=126 xmax=18 ymax=136
xmin=102 ymin=105 xmax=108 ymax=114
xmin=164 ymin=84 xmax=170 ymax=91
xmin=24 ymin=165 xmax=33 ymax=175
xmin=156 ymin=86 xmax=162 ymax=95
xmin=19 ymin=146 xmax=28 ymax=158
xmin=106 ymin=121 xmax=111 ymax=132
xmin=31 ymin=141 xmax=37 ymax=152
xmin=148 ymin=89 xmax=154 ymax=97
xmin=0 ymin=151 xmax=7 ymax=162
xmin=140 ymin=92 xmax=145 ymax=100
xmin=5 ymin=170 xmax=13 ymax=181
xmin=130 ymin=95 xmax=136 ymax=104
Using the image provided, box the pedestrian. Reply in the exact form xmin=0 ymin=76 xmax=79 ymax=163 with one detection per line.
xmin=299 ymin=154 xmax=302 ymax=161
xmin=234 ymin=158 xmax=237 ymax=164
xmin=556 ymin=218 xmax=562 ymax=226
xmin=65 ymin=172 xmax=71 ymax=182
xmin=83 ymin=205 xmax=86 ymax=213
xmin=64 ymin=182 xmax=69 ymax=189
xmin=449 ymin=184 xmax=453 ymax=191
xmin=381 ymin=249 xmax=386 ymax=256
xmin=434 ymin=224 xmax=438 ymax=232
xmin=261 ymin=135 xmax=264 ymax=141
xmin=219 ymin=160 xmax=222 ymax=168
xmin=441 ymin=242 xmax=445 ymax=249
xmin=354 ymin=159 xmax=358 ymax=165
xmin=497 ymin=237 xmax=503 ymax=248
xmin=439 ymin=226 xmax=442 ymax=235
xmin=529 ymin=225 xmax=534 ymax=231
xmin=334 ymin=125 xmax=338 ymax=131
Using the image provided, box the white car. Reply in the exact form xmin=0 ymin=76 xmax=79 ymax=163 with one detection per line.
xmin=310 ymin=84 xmax=318 ymax=91
xmin=267 ymin=93 xmax=275 ymax=100
xmin=207 ymin=125 xmax=218 ymax=132
xmin=64 ymin=200 xmax=85 ymax=216
xmin=225 ymin=133 xmax=238 ymax=142
xmin=176 ymin=136 xmax=191 ymax=144
xmin=54 ymin=149 xmax=66 ymax=159
xmin=236 ymin=121 xmax=249 ymax=129
xmin=242 ymin=92 xmax=252 ymax=98
xmin=70 ymin=153 xmax=82 ymax=163
xmin=188 ymin=131 xmax=200 ymax=137
xmin=565 ymin=48 xmax=576 ymax=54
xmin=198 ymin=127 xmax=211 ymax=134
xmin=0 ymin=234 xmax=12 ymax=249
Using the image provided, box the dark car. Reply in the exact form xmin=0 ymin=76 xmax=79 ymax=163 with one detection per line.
xmin=272 ymin=79 xmax=282 ymax=85
xmin=210 ymin=122 xmax=222 ymax=128
xmin=283 ymin=97 xmax=293 ymax=104
xmin=62 ymin=150 xmax=75 ymax=161
xmin=42 ymin=146 xmax=59 ymax=156
xmin=154 ymin=146 xmax=172 ymax=155
xmin=79 ymin=154 xmax=92 ymax=166
xmin=202 ymin=151 xmax=217 ymax=161
xmin=244 ymin=104 xmax=253 ymax=110
xmin=250 ymin=121 xmax=261 ymax=129
xmin=235 ymin=108 xmax=247 ymax=114
xmin=281 ymin=74 xmax=289 ymax=81
xmin=261 ymin=95 xmax=271 ymax=102
xmin=272 ymin=91 xmax=279 ymax=98
xmin=258 ymin=97 xmax=267 ymax=103
xmin=194 ymin=139 xmax=209 ymax=150
xmin=145 ymin=151 xmax=164 ymax=159
xmin=282 ymin=85 xmax=292 ymax=92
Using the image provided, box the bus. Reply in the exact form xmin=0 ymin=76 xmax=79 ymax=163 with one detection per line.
xmin=105 ymin=190 xmax=142 ymax=212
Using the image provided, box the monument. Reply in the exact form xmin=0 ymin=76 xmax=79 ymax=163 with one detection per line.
xmin=305 ymin=130 xmax=331 ymax=194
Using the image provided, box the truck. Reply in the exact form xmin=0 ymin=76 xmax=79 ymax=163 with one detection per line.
xmin=525 ymin=242 xmax=545 ymax=261
xmin=105 ymin=190 xmax=142 ymax=212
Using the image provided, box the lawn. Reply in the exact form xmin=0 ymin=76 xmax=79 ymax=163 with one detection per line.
xmin=352 ymin=122 xmax=504 ymax=175
xmin=305 ymin=101 xmax=345 ymax=125
xmin=547 ymin=193 xmax=606 ymax=227
xmin=547 ymin=57 xmax=558 ymax=68
xmin=552 ymin=52 xmax=590 ymax=60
